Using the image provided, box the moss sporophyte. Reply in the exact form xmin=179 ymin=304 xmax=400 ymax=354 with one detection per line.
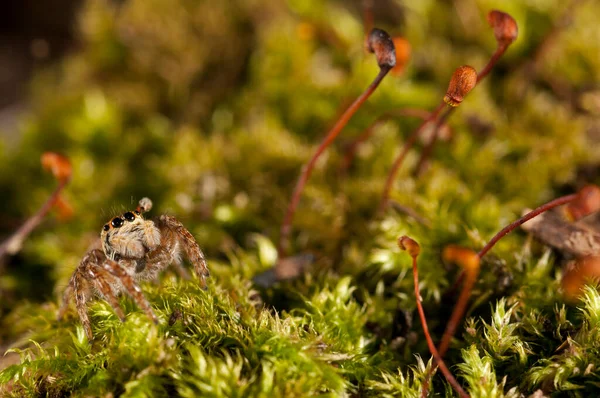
xmin=278 ymin=28 xmax=396 ymax=260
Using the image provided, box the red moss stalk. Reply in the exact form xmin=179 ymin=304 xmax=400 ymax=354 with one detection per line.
xmin=411 ymin=64 xmax=477 ymax=177
xmin=477 ymin=193 xmax=578 ymax=259
xmin=278 ymin=28 xmax=396 ymax=257
xmin=445 ymin=188 xmax=587 ymax=356
xmin=420 ymin=245 xmax=479 ymax=397
xmin=379 ymin=101 xmax=446 ymax=211
xmin=341 ymin=108 xmax=442 ymax=172
xmin=0 ymin=152 xmax=72 ymax=259
xmin=478 ymin=10 xmax=518 ymax=81
xmin=383 ymin=63 xmax=481 ymax=210
xmin=413 ymin=106 xmax=453 ymax=176
xmin=413 ymin=10 xmax=518 ymax=176
xmin=398 ymin=236 xmax=469 ymax=398
xmin=438 ymin=246 xmax=481 ymax=357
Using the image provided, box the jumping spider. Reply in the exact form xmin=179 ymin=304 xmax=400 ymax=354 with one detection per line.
xmin=58 ymin=197 xmax=209 ymax=340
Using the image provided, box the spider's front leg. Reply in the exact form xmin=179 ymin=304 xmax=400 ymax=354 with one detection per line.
xmin=101 ymin=258 xmax=159 ymax=324
xmin=58 ymin=249 xmax=127 ymax=341
xmin=160 ymin=215 xmax=209 ymax=289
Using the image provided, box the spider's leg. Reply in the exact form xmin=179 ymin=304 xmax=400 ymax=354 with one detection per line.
xmin=161 ymin=215 xmax=209 ymax=288
xmin=59 ymin=249 xmax=106 ymax=340
xmin=170 ymin=241 xmax=191 ymax=280
xmin=92 ymin=266 xmax=126 ymax=322
xmin=57 ymin=279 xmax=74 ymax=322
xmin=101 ymin=258 xmax=158 ymax=324
xmin=73 ymin=271 xmax=93 ymax=341
xmin=170 ymin=258 xmax=192 ymax=280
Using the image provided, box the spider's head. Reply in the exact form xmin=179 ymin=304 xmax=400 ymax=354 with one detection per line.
xmin=100 ymin=206 xmax=161 ymax=261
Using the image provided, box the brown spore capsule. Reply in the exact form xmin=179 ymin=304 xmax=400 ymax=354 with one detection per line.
xmin=398 ymin=235 xmax=420 ymax=258
xmin=487 ymin=10 xmax=518 ymax=47
xmin=565 ymin=184 xmax=600 ymax=221
xmin=41 ymin=152 xmax=72 ymax=183
xmin=444 ymin=65 xmax=478 ymax=107
xmin=562 ymin=256 xmax=600 ymax=302
xmin=442 ymin=245 xmax=480 ymax=274
xmin=367 ymin=28 xmax=396 ymax=70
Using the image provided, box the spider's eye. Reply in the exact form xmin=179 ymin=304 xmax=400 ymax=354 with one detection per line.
xmin=134 ymin=210 xmax=141 ymax=215
xmin=123 ymin=212 xmax=135 ymax=222
xmin=103 ymin=224 xmax=110 ymax=231
xmin=111 ymin=217 xmax=124 ymax=228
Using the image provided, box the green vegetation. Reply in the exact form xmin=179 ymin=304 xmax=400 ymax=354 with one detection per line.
xmin=1 ymin=0 xmax=599 ymax=396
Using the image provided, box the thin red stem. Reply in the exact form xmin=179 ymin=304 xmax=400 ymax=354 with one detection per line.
xmin=437 ymin=194 xmax=578 ymax=357
xmin=477 ymin=193 xmax=577 ymax=259
xmin=342 ymin=108 xmax=432 ymax=171
xmin=419 ymin=37 xmax=515 ymax=398
xmin=438 ymin=267 xmax=478 ymax=358
xmin=341 ymin=115 xmax=391 ymax=171
xmin=422 ymin=47 xmax=517 ymax=395
xmin=414 ymin=44 xmax=507 ymax=178
xmin=476 ymin=44 xmax=507 ymax=83
xmin=412 ymin=256 xmax=469 ymax=398
xmin=0 ymin=179 xmax=69 ymax=260
xmin=431 ymin=193 xmax=579 ymax=373
xmin=379 ymin=101 xmax=447 ymax=212
xmin=421 ymin=192 xmax=572 ymax=396
xmin=278 ymin=67 xmax=390 ymax=257
xmin=390 ymin=201 xmax=432 ymax=227
xmin=414 ymin=106 xmax=453 ymax=177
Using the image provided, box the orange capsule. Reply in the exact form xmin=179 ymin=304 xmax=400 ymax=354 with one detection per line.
xmin=565 ymin=184 xmax=600 ymax=221
xmin=487 ymin=10 xmax=518 ymax=47
xmin=442 ymin=245 xmax=480 ymax=274
xmin=444 ymin=66 xmax=477 ymax=107
xmin=41 ymin=152 xmax=72 ymax=183
xmin=562 ymin=256 xmax=600 ymax=302
xmin=391 ymin=37 xmax=411 ymax=76
xmin=398 ymin=235 xmax=420 ymax=258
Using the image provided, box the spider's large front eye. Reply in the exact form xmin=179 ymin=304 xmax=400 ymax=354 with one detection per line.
xmin=111 ymin=217 xmax=124 ymax=228
xmin=123 ymin=212 xmax=135 ymax=222
xmin=103 ymin=224 xmax=110 ymax=231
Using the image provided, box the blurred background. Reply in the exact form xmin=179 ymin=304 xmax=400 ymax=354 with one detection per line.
xmin=0 ymin=0 xmax=79 ymax=141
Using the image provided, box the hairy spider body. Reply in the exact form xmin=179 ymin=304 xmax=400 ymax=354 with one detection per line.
xmin=58 ymin=198 xmax=209 ymax=340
